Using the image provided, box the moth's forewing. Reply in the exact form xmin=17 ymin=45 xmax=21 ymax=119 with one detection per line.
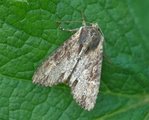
xmin=33 ymin=29 xmax=82 ymax=86
xmin=69 ymin=25 xmax=104 ymax=110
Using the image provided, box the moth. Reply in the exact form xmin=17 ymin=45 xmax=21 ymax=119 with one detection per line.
xmin=33 ymin=22 xmax=104 ymax=111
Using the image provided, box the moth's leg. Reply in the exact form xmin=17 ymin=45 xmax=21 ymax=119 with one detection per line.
xmin=80 ymin=11 xmax=92 ymax=26
xmin=57 ymin=20 xmax=82 ymax=23
xmin=60 ymin=27 xmax=79 ymax=32
xmin=57 ymin=20 xmax=80 ymax=32
xmin=81 ymin=11 xmax=86 ymax=26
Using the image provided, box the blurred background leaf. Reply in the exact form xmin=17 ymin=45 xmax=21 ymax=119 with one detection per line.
xmin=0 ymin=0 xmax=149 ymax=120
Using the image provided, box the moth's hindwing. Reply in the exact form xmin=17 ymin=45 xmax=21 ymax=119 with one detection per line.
xmin=32 ymin=24 xmax=104 ymax=111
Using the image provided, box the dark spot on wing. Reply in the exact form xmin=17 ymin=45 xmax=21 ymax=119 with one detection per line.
xmin=78 ymin=44 xmax=83 ymax=54
xmin=80 ymin=95 xmax=86 ymax=107
xmin=43 ymin=61 xmax=50 ymax=68
xmin=54 ymin=46 xmax=69 ymax=61
xmin=71 ymin=79 xmax=78 ymax=89
xmin=90 ymin=61 xmax=99 ymax=80
xmin=58 ymin=72 xmax=65 ymax=82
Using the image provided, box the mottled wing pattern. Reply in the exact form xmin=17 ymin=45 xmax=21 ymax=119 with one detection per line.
xmin=33 ymin=23 xmax=104 ymax=111
xmin=33 ymin=29 xmax=81 ymax=86
xmin=69 ymin=26 xmax=104 ymax=110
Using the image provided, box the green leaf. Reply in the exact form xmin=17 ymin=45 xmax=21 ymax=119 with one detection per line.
xmin=0 ymin=0 xmax=149 ymax=120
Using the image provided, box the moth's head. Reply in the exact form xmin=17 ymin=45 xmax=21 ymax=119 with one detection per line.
xmin=79 ymin=23 xmax=103 ymax=53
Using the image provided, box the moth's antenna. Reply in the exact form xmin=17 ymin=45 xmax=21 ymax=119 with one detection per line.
xmin=81 ymin=11 xmax=86 ymax=26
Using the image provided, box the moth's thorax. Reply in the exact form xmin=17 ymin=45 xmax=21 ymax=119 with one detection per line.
xmin=78 ymin=24 xmax=102 ymax=54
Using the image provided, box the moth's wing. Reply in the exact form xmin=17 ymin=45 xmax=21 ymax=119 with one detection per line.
xmin=33 ymin=29 xmax=81 ymax=86
xmin=69 ymin=37 xmax=104 ymax=111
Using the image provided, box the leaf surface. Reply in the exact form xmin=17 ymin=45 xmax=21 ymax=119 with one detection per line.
xmin=0 ymin=0 xmax=149 ymax=120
